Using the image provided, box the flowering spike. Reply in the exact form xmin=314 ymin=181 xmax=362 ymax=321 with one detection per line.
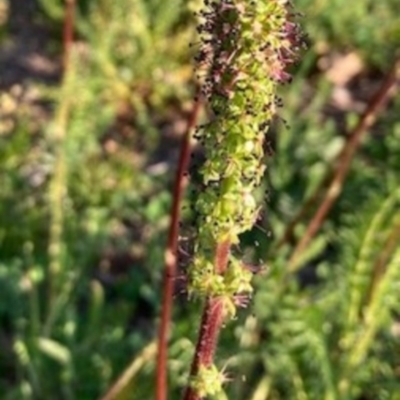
xmin=184 ymin=1 xmax=303 ymax=398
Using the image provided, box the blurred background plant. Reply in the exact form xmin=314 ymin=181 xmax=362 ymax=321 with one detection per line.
xmin=0 ymin=0 xmax=399 ymax=399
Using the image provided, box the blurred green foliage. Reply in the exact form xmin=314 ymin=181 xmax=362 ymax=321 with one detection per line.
xmin=300 ymin=0 xmax=400 ymax=67
xmin=0 ymin=0 xmax=399 ymax=399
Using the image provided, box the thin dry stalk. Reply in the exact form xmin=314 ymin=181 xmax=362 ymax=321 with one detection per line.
xmin=288 ymin=61 xmax=400 ymax=271
xmin=99 ymin=342 xmax=157 ymax=400
xmin=275 ymin=174 xmax=330 ymax=249
xmin=156 ymin=95 xmax=202 ymax=400
xmin=63 ymin=0 xmax=75 ymax=71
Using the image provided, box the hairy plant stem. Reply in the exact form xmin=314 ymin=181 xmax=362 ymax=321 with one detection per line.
xmin=183 ymin=240 xmax=231 ymax=400
xmin=184 ymin=299 xmax=225 ymax=400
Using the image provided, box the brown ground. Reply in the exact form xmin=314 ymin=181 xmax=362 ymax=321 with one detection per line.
xmin=0 ymin=0 xmax=60 ymax=89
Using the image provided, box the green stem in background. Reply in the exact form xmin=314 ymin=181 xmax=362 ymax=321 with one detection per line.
xmin=339 ymin=242 xmax=400 ymax=396
xmin=47 ymin=103 xmax=68 ymax=307
xmin=351 ymin=248 xmax=400 ymax=366
xmin=183 ymin=1 xmax=303 ymax=399
xmin=346 ymin=188 xmax=400 ymax=330
xmin=339 ymin=188 xmax=400 ymax=396
xmin=364 ymin=215 xmax=400 ymax=306
xmin=250 ymin=376 xmax=272 ymax=400
xmin=46 ymin=0 xmax=75 ymax=327
xmin=23 ymin=242 xmax=41 ymax=343
xmin=100 ymin=341 xmax=157 ymax=400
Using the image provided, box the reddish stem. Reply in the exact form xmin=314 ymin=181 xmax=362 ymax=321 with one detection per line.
xmin=156 ymin=96 xmax=202 ymax=400
xmin=288 ymin=61 xmax=400 ymax=270
xmin=183 ymin=239 xmax=231 ymax=400
xmin=191 ymin=297 xmax=226 ymax=373
xmin=214 ymin=240 xmax=231 ymax=274
xmin=63 ymin=0 xmax=75 ymax=71
xmin=275 ymin=173 xmax=330 ymax=249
